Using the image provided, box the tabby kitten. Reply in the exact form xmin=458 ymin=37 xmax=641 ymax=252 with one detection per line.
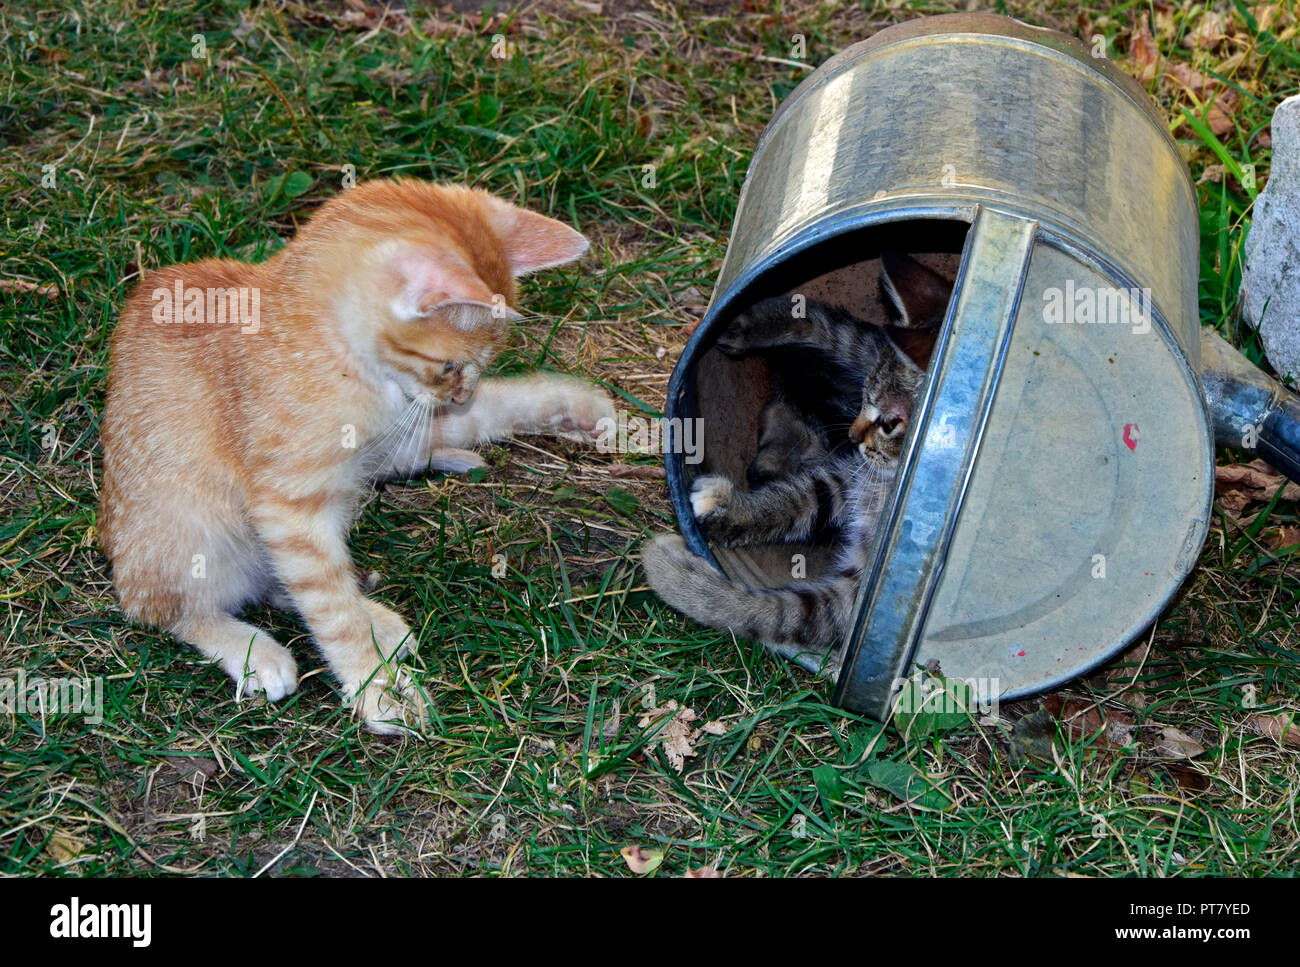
xmin=642 ymin=253 xmax=951 ymax=657
xmin=99 ymin=178 xmax=613 ymax=733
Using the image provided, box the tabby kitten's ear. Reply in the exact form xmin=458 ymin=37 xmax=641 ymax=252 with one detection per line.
xmin=385 ymin=244 xmax=513 ymax=321
xmin=879 ymin=251 xmax=953 ymax=329
xmin=483 ymin=197 xmax=590 ymax=275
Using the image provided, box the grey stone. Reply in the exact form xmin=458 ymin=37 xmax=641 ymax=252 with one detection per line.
xmin=1241 ymin=94 xmax=1300 ymax=386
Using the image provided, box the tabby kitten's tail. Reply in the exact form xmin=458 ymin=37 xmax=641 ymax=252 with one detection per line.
xmin=641 ymin=535 xmax=860 ymax=658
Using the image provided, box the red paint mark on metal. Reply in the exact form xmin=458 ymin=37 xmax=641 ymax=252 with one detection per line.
xmin=1122 ymin=423 xmax=1141 ymax=451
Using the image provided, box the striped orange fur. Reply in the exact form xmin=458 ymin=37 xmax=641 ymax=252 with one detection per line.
xmin=99 ymin=179 xmax=612 ymax=733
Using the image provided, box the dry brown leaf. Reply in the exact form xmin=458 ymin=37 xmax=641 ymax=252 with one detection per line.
xmin=1246 ymin=712 xmax=1300 ymax=747
xmin=1253 ymin=3 xmax=1281 ymax=33
xmin=1165 ymin=61 xmax=1212 ymax=96
xmin=45 ymin=828 xmax=87 ymax=865
xmin=1149 ymin=725 xmax=1205 ymax=759
xmin=1197 ymin=164 xmax=1227 ymax=185
xmin=1262 ymin=526 xmax=1300 ymax=551
xmin=1184 ymin=10 xmax=1231 ymax=49
xmin=1163 ymin=762 xmax=1212 ymax=793
xmin=637 ymin=701 xmax=726 ymax=772
xmin=600 ymin=700 xmax=621 ymax=740
xmin=608 ymin=464 xmax=666 ymax=480
xmin=1207 ymin=87 xmax=1241 ymax=137
xmin=638 ymin=700 xmax=698 ymax=772
xmin=0 ymin=278 xmax=58 ymax=297
xmin=683 ymin=864 xmax=720 ymax=878
xmin=1105 ymin=639 xmax=1151 ymax=708
xmin=1215 ymin=459 xmax=1300 ymax=515
xmin=1128 ymin=18 xmax=1161 ymax=81
xmin=419 ymin=14 xmax=471 ymax=37
xmin=167 ymin=756 xmax=218 ymax=780
xmin=1042 ymin=693 xmax=1136 ymax=749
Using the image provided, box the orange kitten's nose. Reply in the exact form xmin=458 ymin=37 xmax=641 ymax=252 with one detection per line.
xmin=849 ymin=414 xmax=871 ymax=444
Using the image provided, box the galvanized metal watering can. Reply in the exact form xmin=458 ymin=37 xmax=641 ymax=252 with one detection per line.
xmin=663 ymin=13 xmax=1300 ymax=721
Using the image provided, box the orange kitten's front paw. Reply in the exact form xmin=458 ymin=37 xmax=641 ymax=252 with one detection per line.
xmin=351 ymin=669 xmax=425 ymax=736
xmin=539 ymin=380 xmax=616 ymax=441
xmin=344 ymin=601 xmax=424 ymax=734
xmin=362 ymin=599 xmax=417 ymax=660
xmin=233 ymin=640 xmax=299 ymax=703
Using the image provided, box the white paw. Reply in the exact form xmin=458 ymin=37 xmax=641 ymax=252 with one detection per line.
xmin=689 ymin=475 xmax=733 ymax=520
xmin=539 ymin=380 xmax=616 ymax=439
xmin=351 ymin=668 xmax=425 ymax=736
xmin=425 ymin=447 xmax=486 ymax=473
xmin=234 ymin=641 xmax=299 ymax=703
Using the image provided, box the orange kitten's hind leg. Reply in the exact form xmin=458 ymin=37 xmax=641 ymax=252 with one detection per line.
xmin=170 ymin=615 xmax=299 ymax=701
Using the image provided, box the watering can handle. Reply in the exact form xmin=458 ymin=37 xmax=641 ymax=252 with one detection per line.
xmin=1200 ymin=328 xmax=1300 ymax=484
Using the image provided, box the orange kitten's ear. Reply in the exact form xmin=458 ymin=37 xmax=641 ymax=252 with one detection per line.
xmin=384 ymin=244 xmax=516 ymax=321
xmin=483 ymin=197 xmax=590 ymax=275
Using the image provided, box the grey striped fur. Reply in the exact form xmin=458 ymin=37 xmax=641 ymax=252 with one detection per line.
xmin=642 ymin=254 xmax=950 ymax=657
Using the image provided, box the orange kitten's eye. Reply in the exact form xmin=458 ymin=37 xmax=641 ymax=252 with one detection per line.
xmin=443 ymin=362 xmax=455 ymax=374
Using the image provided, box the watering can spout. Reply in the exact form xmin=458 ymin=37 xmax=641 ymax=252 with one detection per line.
xmin=1200 ymin=327 xmax=1300 ymax=483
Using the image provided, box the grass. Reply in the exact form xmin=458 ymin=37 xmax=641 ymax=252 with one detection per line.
xmin=1 ymin=0 xmax=1299 ymax=877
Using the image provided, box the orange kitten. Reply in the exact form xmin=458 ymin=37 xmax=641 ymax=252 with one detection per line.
xmin=98 ymin=179 xmax=612 ymax=733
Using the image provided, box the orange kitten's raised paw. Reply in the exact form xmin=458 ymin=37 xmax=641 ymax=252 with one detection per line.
xmin=535 ymin=377 xmax=616 ymax=439
xmin=425 ymin=447 xmax=486 ymax=473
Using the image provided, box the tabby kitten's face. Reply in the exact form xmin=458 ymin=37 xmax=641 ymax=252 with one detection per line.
xmin=849 ymin=348 xmax=924 ymax=461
